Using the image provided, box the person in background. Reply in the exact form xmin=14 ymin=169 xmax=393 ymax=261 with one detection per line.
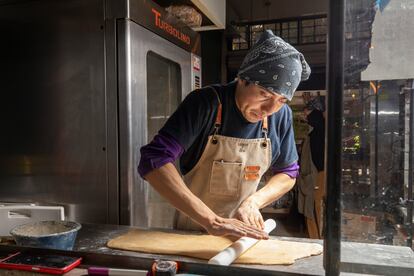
xmin=305 ymin=96 xmax=325 ymax=172
xmin=138 ymin=30 xmax=311 ymax=239
xmin=298 ymin=95 xmax=325 ymax=238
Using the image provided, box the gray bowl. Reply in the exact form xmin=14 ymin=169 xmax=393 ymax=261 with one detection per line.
xmin=10 ymin=221 xmax=81 ymax=250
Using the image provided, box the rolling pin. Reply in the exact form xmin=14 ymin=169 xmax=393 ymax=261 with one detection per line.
xmin=208 ymin=219 xmax=276 ymax=266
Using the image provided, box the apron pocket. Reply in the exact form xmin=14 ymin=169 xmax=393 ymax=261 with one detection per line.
xmin=209 ymin=160 xmax=242 ymax=197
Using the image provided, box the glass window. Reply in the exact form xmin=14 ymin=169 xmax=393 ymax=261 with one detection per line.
xmin=231 ymin=25 xmax=249 ymax=51
xmin=274 ymin=22 xmax=281 ymax=36
xmin=240 ymin=42 xmax=248 ymax=50
xmin=251 ymin=30 xmax=263 ymax=44
xmin=299 ymin=18 xmax=327 ymax=44
xmin=251 ymin=24 xmax=263 ymax=32
xmin=315 ymin=18 xmax=327 ymax=26
xmin=146 ymin=51 xmax=182 ymax=229
xmin=232 ymin=38 xmax=240 ymax=50
xmin=338 ymin=0 xmax=414 ymax=273
xmin=288 ymin=36 xmax=298 ymax=44
xmin=264 ymin=23 xmax=274 ymax=31
xmin=302 ymin=19 xmax=315 ymax=27
xmin=302 ymin=26 xmax=314 ymax=36
xmin=229 ymin=16 xmax=326 ymax=51
xmin=315 ymin=25 xmax=326 ymax=35
xmin=301 ymin=25 xmax=315 ymax=44
xmin=238 ymin=26 xmax=246 ymax=33
xmin=239 ymin=31 xmax=246 ymax=41
xmin=315 ymin=35 xmax=325 ymax=43
xmin=302 ymin=36 xmax=315 ymax=44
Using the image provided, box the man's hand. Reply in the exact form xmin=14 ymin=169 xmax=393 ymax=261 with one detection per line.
xmin=203 ymin=215 xmax=268 ymax=240
xmin=145 ymin=163 xmax=268 ymax=240
xmin=234 ymin=173 xmax=296 ymax=230
xmin=234 ymin=200 xmax=264 ymax=230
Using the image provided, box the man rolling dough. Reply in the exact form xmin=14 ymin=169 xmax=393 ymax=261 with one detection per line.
xmin=138 ymin=30 xmax=311 ymax=239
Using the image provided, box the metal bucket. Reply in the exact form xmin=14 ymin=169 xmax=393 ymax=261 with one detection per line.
xmin=10 ymin=221 xmax=81 ymax=250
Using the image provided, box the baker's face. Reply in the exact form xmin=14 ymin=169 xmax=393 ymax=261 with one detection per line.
xmin=236 ymin=79 xmax=288 ymax=123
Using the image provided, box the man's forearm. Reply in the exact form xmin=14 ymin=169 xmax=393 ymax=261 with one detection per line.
xmin=244 ymin=173 xmax=296 ymax=209
xmin=145 ymin=162 xmax=271 ymax=239
xmin=144 ymin=162 xmax=216 ymax=228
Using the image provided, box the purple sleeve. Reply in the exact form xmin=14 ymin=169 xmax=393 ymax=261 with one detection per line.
xmin=273 ymin=162 xmax=300 ymax=178
xmin=138 ymin=132 xmax=184 ymax=178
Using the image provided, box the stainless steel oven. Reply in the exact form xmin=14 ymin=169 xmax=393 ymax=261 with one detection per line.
xmin=0 ymin=0 xmax=201 ymax=228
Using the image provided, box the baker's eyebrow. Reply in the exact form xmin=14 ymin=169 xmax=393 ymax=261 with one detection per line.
xmin=260 ymin=90 xmax=273 ymax=97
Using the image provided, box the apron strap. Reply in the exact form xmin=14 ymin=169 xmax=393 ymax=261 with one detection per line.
xmin=262 ymin=116 xmax=269 ymax=148
xmin=215 ymin=104 xmax=222 ymax=130
xmin=262 ymin=116 xmax=268 ymax=134
xmin=209 ymin=87 xmax=222 ymax=143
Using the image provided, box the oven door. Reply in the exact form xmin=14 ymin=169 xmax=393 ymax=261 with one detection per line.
xmin=117 ymin=20 xmax=194 ymax=227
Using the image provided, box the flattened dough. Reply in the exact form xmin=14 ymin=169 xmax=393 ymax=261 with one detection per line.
xmin=107 ymin=230 xmax=323 ymax=265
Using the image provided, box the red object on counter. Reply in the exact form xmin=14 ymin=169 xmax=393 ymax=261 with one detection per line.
xmin=0 ymin=252 xmax=81 ymax=275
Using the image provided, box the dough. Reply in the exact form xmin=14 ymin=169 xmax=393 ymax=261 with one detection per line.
xmin=107 ymin=230 xmax=323 ymax=265
xmin=108 ymin=230 xmax=234 ymax=260
xmin=234 ymin=239 xmax=323 ymax=265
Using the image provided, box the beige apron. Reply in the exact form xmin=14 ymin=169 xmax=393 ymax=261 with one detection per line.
xmin=175 ymin=87 xmax=272 ymax=231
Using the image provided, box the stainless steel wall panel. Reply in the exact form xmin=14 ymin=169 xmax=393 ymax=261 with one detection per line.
xmin=0 ymin=0 xmax=197 ymax=226
xmin=0 ymin=0 xmax=111 ymax=223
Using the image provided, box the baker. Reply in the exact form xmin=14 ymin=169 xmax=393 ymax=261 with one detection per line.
xmin=138 ymin=30 xmax=310 ymax=239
